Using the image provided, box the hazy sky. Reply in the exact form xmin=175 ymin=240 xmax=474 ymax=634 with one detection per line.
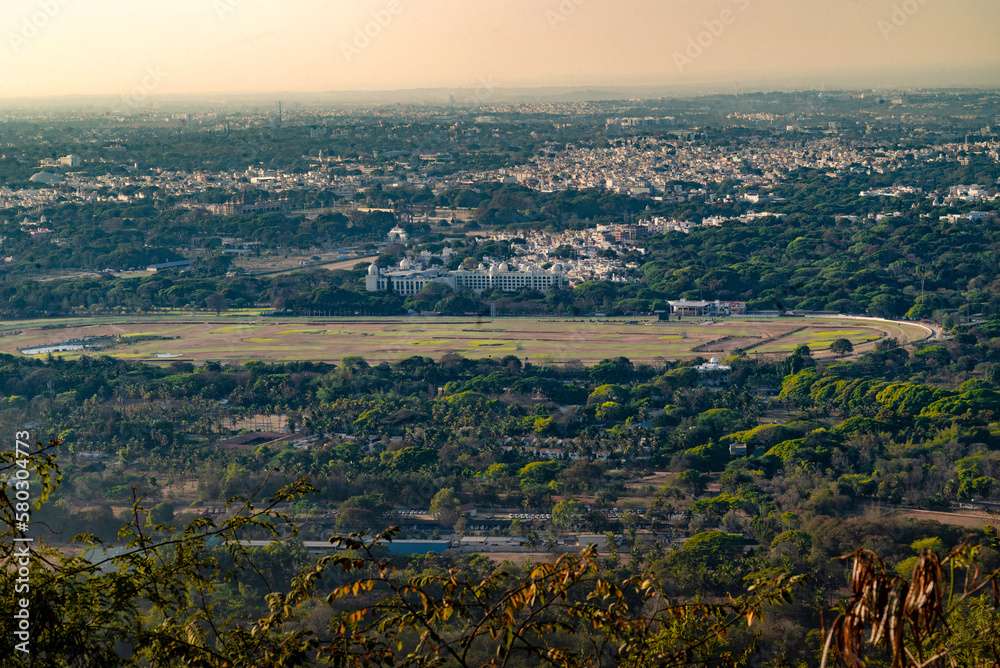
xmin=1 ymin=0 xmax=998 ymax=98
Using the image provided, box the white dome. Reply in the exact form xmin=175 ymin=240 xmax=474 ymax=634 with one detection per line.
xmin=477 ymin=263 xmax=486 ymax=270
xmin=399 ymin=258 xmax=411 ymax=270
xmin=498 ymin=262 xmax=510 ymax=272
xmin=368 ymin=264 xmax=379 ymax=276
xmin=550 ymin=263 xmax=563 ymax=274
xmin=29 ymin=171 xmax=61 ymax=186
xmin=710 ymin=357 xmax=720 ymax=364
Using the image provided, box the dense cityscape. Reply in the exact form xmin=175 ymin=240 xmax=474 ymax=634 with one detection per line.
xmin=3 ymin=1 xmax=1000 ymax=665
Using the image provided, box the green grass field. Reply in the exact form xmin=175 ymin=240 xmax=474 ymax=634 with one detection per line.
xmin=751 ymin=328 xmax=884 ymax=353
xmin=0 ymin=316 xmax=934 ymax=365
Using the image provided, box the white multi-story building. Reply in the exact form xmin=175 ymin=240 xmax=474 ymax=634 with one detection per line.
xmin=366 ymin=260 xmax=564 ymax=296
xmin=695 ymin=358 xmax=733 ymax=388
xmin=668 ymin=300 xmax=747 ymax=318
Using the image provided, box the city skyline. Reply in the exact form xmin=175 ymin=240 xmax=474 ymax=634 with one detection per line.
xmin=2 ymin=0 xmax=998 ymax=101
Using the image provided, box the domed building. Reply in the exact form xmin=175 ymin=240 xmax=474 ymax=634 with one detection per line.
xmin=365 ymin=264 xmax=381 ymax=291
xmin=29 ymin=172 xmax=62 ymax=186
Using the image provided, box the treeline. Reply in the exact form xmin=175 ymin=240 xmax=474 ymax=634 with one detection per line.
xmin=0 ymin=112 xmax=585 ymax=186
xmin=636 ymin=209 xmax=1000 ymax=319
xmin=5 ymin=178 xmax=1000 ymax=320
xmin=0 ymin=214 xmax=993 ymax=322
xmin=1 ymin=203 xmax=400 ymax=274
xmin=0 ymin=262 xmax=658 ymax=318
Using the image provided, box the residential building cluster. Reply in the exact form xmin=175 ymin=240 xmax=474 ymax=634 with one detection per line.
xmin=5 ymin=116 xmax=997 ymax=221
xmin=477 ymin=224 xmax=648 ymax=284
xmin=605 ymin=117 xmax=676 ymax=128
xmin=495 ymin=136 xmax=1000 ymax=205
xmin=495 ymin=135 xmax=909 ymax=196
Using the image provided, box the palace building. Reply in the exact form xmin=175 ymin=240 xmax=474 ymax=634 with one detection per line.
xmin=365 ymin=260 xmax=565 ymax=296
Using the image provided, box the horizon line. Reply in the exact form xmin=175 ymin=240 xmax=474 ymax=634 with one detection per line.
xmin=2 ymin=82 xmax=999 ymax=106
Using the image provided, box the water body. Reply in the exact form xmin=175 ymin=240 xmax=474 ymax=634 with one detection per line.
xmin=20 ymin=344 xmax=87 ymax=355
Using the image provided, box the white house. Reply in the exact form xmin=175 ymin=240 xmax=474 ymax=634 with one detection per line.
xmin=695 ymin=358 xmax=733 ymax=387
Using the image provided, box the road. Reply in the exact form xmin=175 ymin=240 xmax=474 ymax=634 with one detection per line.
xmin=258 ymin=255 xmax=380 ymax=277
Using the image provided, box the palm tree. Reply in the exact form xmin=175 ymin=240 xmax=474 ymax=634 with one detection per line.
xmin=603 ymin=532 xmax=618 ymax=557
xmin=630 ymin=543 xmax=645 ymax=571
xmin=524 ymin=530 xmax=539 ymax=550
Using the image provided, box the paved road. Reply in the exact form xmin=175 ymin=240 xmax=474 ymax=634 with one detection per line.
xmin=258 ymin=255 xmax=380 ymax=277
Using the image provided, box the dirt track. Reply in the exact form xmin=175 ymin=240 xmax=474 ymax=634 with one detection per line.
xmin=0 ymin=316 xmax=932 ymax=365
xmin=896 ymin=508 xmax=1000 ymax=529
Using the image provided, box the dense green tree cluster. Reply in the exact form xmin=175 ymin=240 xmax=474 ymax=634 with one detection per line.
xmin=4 ymin=193 xmax=1000 ymax=320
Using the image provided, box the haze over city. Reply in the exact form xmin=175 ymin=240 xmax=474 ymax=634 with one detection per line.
xmin=2 ymin=0 xmax=999 ymax=101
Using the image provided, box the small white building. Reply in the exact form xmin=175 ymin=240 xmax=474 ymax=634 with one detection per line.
xmin=669 ymin=300 xmax=746 ymax=318
xmin=695 ymin=358 xmax=733 ymax=387
xmin=388 ymin=226 xmax=408 ymax=244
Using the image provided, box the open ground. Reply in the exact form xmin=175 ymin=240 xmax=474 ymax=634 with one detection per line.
xmin=0 ymin=316 xmax=933 ymax=365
